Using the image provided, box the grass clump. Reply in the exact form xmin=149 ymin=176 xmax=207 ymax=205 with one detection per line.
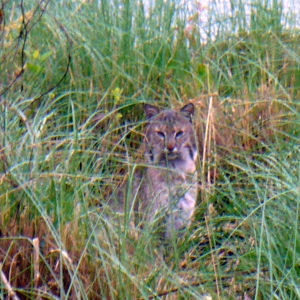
xmin=0 ymin=0 xmax=300 ymax=299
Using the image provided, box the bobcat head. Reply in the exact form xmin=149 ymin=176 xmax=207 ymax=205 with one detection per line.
xmin=144 ymin=103 xmax=198 ymax=173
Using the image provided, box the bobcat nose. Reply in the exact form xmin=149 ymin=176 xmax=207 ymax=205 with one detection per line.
xmin=167 ymin=145 xmax=174 ymax=152
xmin=166 ymin=144 xmax=176 ymax=153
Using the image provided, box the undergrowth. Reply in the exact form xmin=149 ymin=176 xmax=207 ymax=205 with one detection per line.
xmin=0 ymin=0 xmax=300 ymax=299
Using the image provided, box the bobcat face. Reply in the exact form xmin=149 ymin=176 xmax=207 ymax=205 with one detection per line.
xmin=144 ymin=103 xmax=198 ymax=173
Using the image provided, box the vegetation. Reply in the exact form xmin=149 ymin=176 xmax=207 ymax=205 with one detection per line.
xmin=0 ymin=0 xmax=300 ymax=298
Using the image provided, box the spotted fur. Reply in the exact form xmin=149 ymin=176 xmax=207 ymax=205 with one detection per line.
xmin=133 ymin=103 xmax=198 ymax=238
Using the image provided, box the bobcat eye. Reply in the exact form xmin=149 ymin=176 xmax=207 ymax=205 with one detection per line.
xmin=156 ymin=131 xmax=165 ymax=139
xmin=175 ymin=131 xmax=184 ymax=139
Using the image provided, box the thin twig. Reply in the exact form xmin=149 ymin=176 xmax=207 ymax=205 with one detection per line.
xmin=0 ymin=0 xmax=47 ymax=96
xmin=28 ymin=11 xmax=73 ymax=104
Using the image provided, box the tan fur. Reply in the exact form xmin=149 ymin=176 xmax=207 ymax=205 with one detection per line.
xmin=130 ymin=103 xmax=198 ymax=238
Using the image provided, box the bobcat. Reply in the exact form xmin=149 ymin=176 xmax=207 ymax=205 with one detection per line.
xmin=128 ymin=103 xmax=198 ymax=239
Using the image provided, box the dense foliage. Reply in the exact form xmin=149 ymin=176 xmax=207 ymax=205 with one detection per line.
xmin=0 ymin=0 xmax=299 ymax=298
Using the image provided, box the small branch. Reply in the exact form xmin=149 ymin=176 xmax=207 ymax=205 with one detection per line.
xmin=0 ymin=0 xmax=54 ymax=97
xmin=28 ymin=11 xmax=73 ymax=105
xmin=32 ymin=53 xmax=72 ymax=102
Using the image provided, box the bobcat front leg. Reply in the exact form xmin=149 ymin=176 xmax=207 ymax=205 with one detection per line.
xmin=165 ymin=187 xmax=197 ymax=238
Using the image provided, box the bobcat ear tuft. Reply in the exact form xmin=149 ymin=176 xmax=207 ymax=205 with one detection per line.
xmin=144 ymin=104 xmax=160 ymax=119
xmin=180 ymin=103 xmax=194 ymax=121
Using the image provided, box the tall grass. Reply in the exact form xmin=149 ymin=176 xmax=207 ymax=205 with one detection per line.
xmin=0 ymin=0 xmax=300 ymax=299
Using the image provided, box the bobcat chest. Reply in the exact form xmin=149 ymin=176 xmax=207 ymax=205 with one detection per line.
xmin=131 ymin=103 xmax=199 ymax=238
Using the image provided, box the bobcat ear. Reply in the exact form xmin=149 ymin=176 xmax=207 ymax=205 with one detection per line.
xmin=144 ymin=104 xmax=160 ymax=119
xmin=180 ymin=103 xmax=194 ymax=121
